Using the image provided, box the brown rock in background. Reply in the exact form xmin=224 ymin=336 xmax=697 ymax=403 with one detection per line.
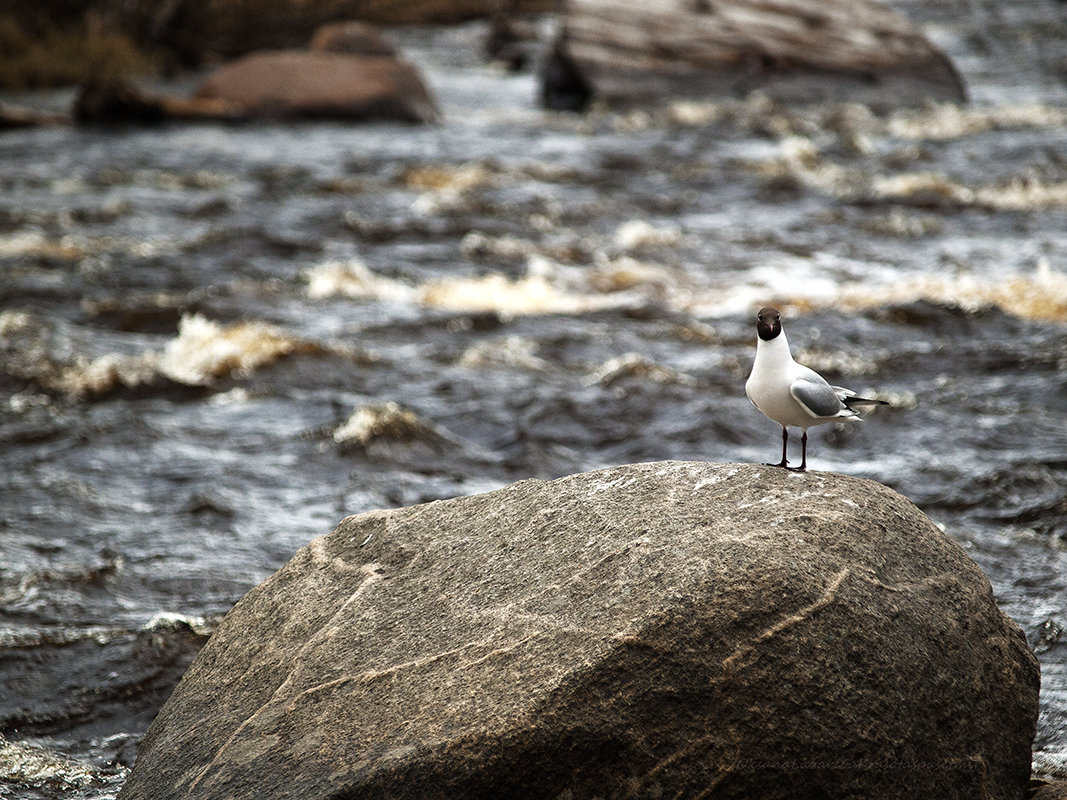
xmin=309 ymin=21 xmax=397 ymax=56
xmin=193 ymin=49 xmax=439 ymax=122
xmin=118 ymin=461 xmax=1038 ymax=800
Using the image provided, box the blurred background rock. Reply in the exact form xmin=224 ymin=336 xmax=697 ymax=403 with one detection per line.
xmin=0 ymin=0 xmax=554 ymax=89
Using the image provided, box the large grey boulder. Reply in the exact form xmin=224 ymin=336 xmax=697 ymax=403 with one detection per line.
xmin=543 ymin=0 xmax=966 ymax=110
xmin=119 ymin=461 xmax=1038 ymax=800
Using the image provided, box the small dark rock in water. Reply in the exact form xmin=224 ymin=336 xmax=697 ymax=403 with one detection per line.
xmin=118 ymin=461 xmax=1038 ymax=800
xmin=540 ymin=42 xmax=593 ymax=111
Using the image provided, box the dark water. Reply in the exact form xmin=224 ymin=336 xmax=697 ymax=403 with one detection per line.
xmin=2 ymin=7 xmax=1067 ymax=797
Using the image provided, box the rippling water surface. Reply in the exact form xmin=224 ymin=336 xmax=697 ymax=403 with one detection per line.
xmin=2 ymin=8 xmax=1067 ymax=797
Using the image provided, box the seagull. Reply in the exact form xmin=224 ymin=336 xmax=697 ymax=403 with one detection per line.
xmin=745 ymin=306 xmax=887 ymax=471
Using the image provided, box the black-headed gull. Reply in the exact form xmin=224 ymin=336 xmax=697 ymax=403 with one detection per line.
xmin=745 ymin=306 xmax=887 ymax=471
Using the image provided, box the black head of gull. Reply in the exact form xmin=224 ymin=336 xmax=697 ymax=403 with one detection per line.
xmin=756 ymin=306 xmax=782 ymax=341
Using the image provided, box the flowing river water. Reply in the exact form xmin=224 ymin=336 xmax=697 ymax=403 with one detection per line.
xmin=1 ymin=4 xmax=1066 ymax=797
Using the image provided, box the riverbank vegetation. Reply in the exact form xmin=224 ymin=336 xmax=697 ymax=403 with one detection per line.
xmin=0 ymin=13 xmax=156 ymax=90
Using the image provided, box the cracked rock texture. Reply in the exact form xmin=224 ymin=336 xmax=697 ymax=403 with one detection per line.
xmin=118 ymin=461 xmax=1039 ymax=800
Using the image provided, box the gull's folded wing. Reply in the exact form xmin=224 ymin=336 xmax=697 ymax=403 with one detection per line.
xmin=790 ymin=379 xmax=846 ymax=419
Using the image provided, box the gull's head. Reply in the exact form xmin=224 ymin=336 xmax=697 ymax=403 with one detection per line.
xmin=756 ymin=306 xmax=782 ymax=341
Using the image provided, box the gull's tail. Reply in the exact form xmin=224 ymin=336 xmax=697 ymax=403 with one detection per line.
xmin=834 ymin=386 xmax=891 ymax=412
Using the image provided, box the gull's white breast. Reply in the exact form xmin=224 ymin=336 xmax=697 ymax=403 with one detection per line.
xmin=745 ymin=332 xmax=830 ymax=429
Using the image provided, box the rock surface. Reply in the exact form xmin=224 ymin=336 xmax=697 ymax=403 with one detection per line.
xmin=119 ymin=461 xmax=1038 ymax=800
xmin=194 ymin=49 xmax=439 ymax=123
xmin=544 ymin=0 xmax=966 ymax=110
xmin=1032 ymin=780 xmax=1067 ymax=800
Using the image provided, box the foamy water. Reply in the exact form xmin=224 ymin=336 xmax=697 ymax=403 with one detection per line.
xmin=0 ymin=735 xmax=101 ymax=791
xmin=307 ymin=248 xmax=1067 ymax=324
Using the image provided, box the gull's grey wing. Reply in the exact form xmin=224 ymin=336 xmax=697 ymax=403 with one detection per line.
xmin=790 ymin=377 xmax=846 ymax=418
